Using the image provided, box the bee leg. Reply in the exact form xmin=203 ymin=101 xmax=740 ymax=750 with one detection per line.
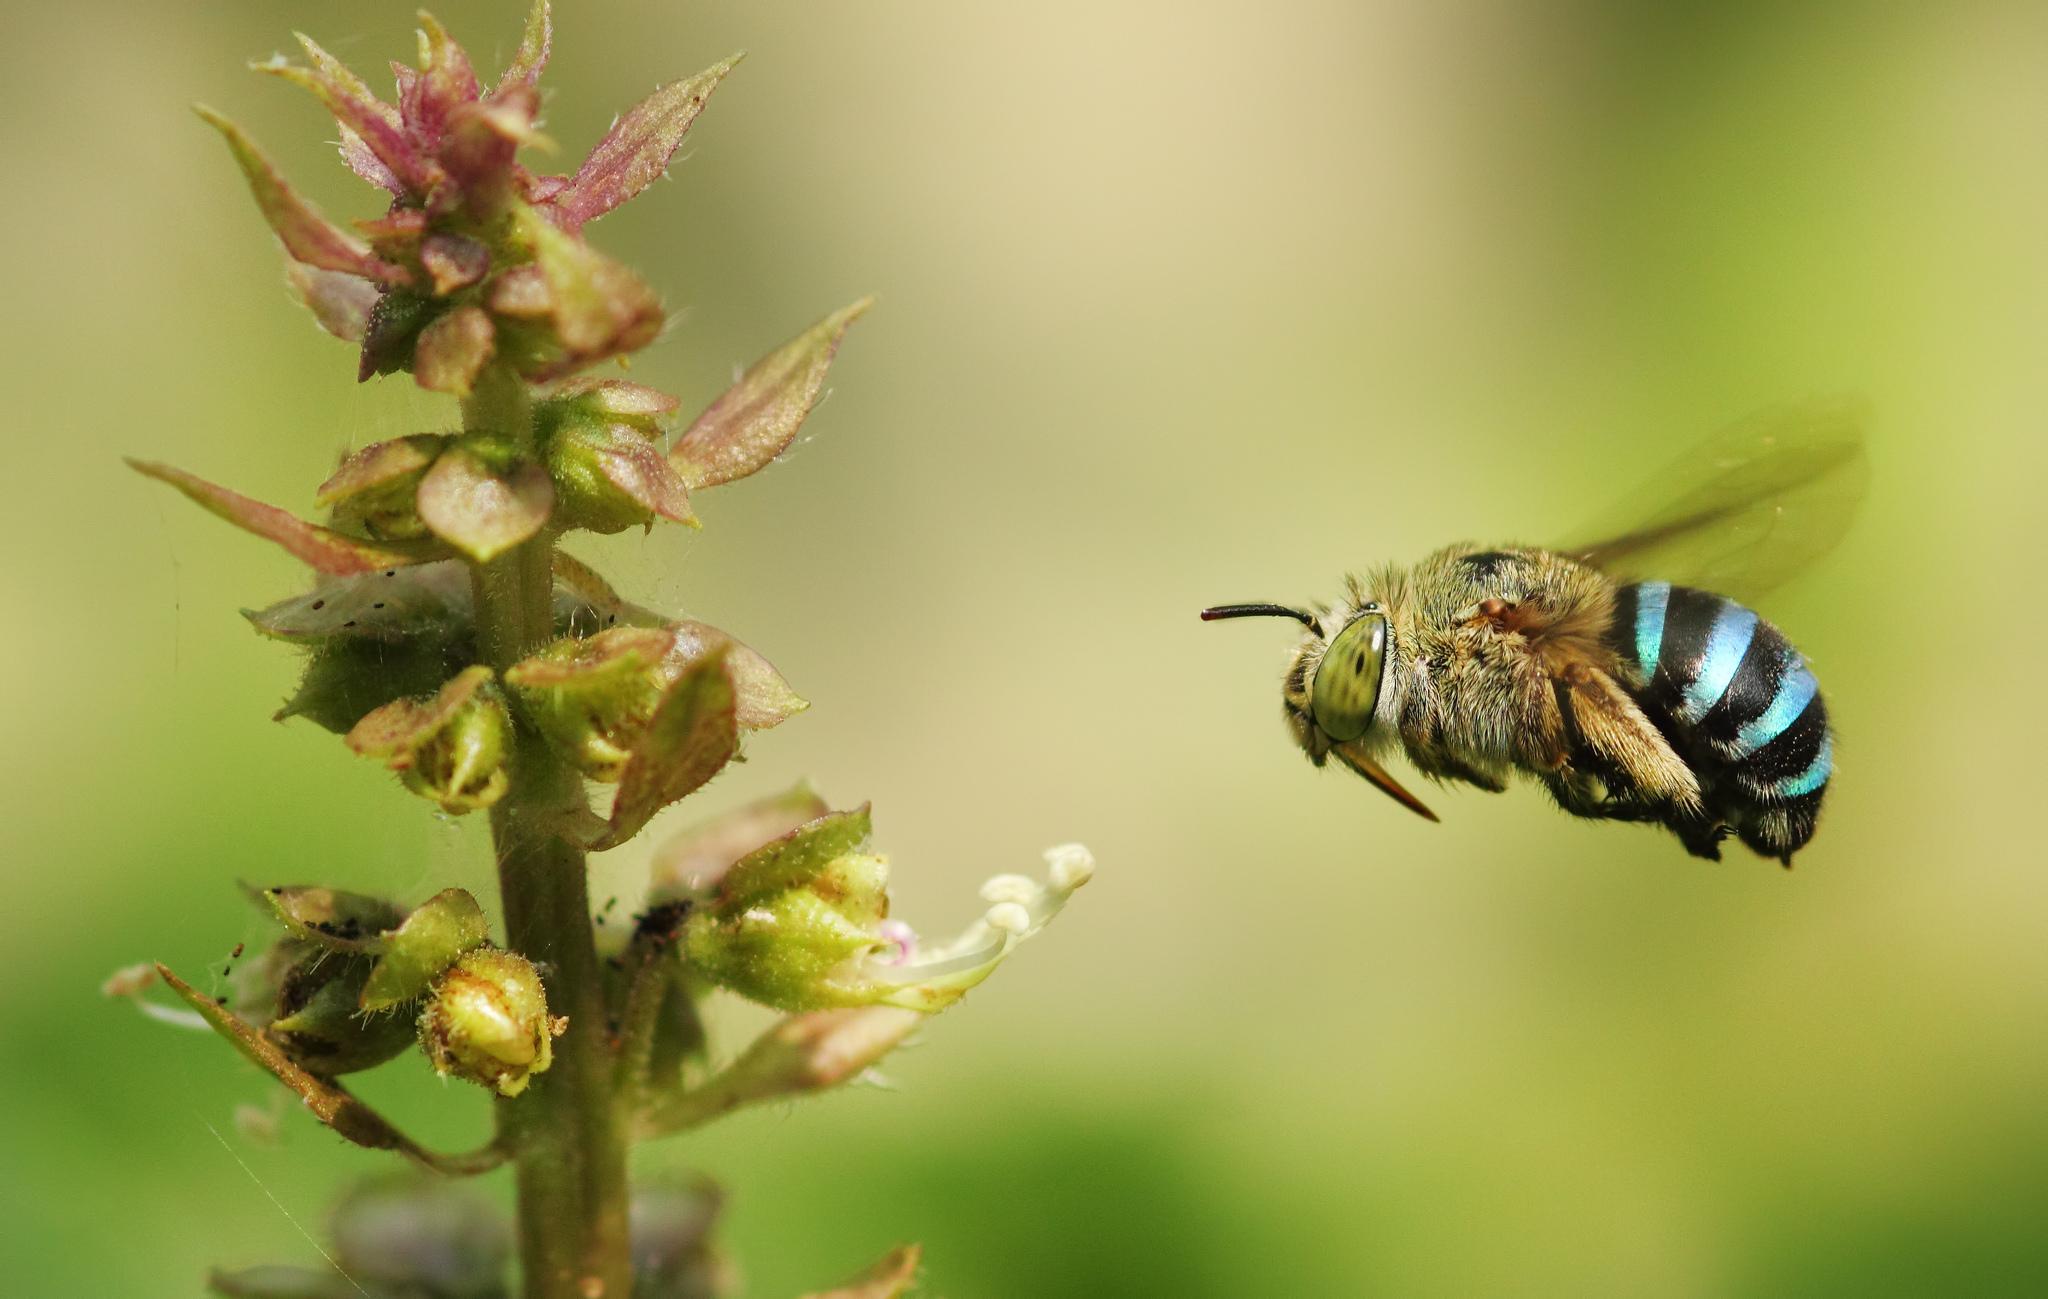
xmin=1668 ymin=812 xmax=1729 ymax=861
xmin=1436 ymin=756 xmax=1509 ymax=793
xmin=1404 ymin=741 xmax=1510 ymax=793
xmin=1551 ymin=662 xmax=1702 ymax=815
xmin=1540 ymin=767 xmax=1657 ymax=822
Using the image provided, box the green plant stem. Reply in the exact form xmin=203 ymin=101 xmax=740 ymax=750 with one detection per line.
xmin=464 ymin=367 xmax=634 ymax=1299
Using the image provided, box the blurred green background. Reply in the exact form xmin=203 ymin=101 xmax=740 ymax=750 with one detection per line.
xmin=4 ymin=1 xmax=2044 ymax=1294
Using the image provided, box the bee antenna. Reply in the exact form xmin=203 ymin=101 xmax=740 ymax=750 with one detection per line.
xmin=1200 ymin=603 xmax=1324 ymax=636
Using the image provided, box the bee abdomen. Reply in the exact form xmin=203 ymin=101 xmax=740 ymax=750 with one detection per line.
xmin=1607 ymin=581 xmax=1832 ymax=860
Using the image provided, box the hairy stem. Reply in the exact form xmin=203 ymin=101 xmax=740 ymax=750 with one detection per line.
xmin=465 ymin=367 xmax=634 ymax=1299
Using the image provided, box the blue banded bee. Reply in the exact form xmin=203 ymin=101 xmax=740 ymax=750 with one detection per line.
xmin=1203 ymin=404 xmax=1866 ymax=865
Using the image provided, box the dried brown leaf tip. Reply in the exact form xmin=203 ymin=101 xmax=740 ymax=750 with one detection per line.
xmin=206 ymin=2 xmax=736 ymax=389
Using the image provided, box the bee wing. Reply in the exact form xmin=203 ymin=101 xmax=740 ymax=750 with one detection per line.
xmin=1558 ymin=400 xmax=1869 ymax=604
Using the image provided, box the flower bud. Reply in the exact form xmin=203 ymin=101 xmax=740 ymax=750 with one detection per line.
xmin=542 ymin=413 xmax=697 ymax=534
xmin=507 ymin=624 xmax=802 ymax=783
xmin=418 ymin=949 xmax=563 ymax=1096
xmin=316 ymin=434 xmax=449 ymax=540
xmin=683 ymin=841 xmax=893 ymax=1012
xmin=504 ymin=628 xmax=670 ymax=780
xmin=533 ymin=381 xmax=695 ymax=535
xmin=346 ymin=666 xmax=513 ymax=813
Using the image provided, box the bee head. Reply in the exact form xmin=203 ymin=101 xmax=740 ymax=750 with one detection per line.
xmin=1200 ymin=599 xmax=1392 ymax=751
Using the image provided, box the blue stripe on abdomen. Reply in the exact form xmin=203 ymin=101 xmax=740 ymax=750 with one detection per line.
xmin=1633 ymin=581 xmax=1670 ymax=677
xmin=1679 ymin=603 xmax=1759 ymax=722
xmin=1733 ymin=661 xmax=1819 ymax=758
xmin=1599 ymin=581 xmax=1834 ymax=858
xmin=1775 ymin=732 xmax=1833 ymax=798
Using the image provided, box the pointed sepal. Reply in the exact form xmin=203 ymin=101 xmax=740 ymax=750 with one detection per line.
xmin=262 ymin=885 xmax=403 ymax=955
xmin=643 ymin=1005 xmax=922 ymax=1134
xmin=672 ymin=297 xmax=873 ymax=488
xmin=360 ymin=888 xmax=490 ymax=1012
xmin=590 ymin=649 xmax=739 ymax=850
xmin=551 ymin=53 xmax=744 ymax=229
xmin=157 ymin=964 xmax=442 ymax=1152
xmin=128 ymin=460 xmax=445 ymax=574
xmin=257 ymin=36 xmax=438 ymax=196
xmin=196 ymin=108 xmax=411 ymax=286
xmin=497 ymin=0 xmax=553 ymax=95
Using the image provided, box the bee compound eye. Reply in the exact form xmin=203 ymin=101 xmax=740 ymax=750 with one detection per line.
xmin=1309 ymin=613 xmax=1387 ymax=743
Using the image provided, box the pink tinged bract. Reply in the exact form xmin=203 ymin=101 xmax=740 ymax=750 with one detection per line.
xmin=259 ymin=36 xmax=440 ymax=198
xmin=496 ymin=0 xmax=554 ymax=96
xmin=197 ymin=108 xmax=411 ymax=287
xmin=551 ymin=52 xmax=745 ymax=231
xmin=414 ymin=444 xmax=554 ymax=561
xmin=403 ymin=13 xmax=481 ymax=149
xmin=127 ymin=459 xmax=441 ymax=575
xmin=590 ymin=650 xmax=741 ymax=852
xmin=285 ymin=262 xmax=379 ymax=342
xmin=420 ymin=234 xmax=491 ymax=294
xmin=413 ymin=305 xmax=498 ymax=395
xmin=672 ymin=297 xmax=874 ymax=489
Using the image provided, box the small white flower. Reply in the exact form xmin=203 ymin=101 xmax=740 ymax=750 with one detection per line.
xmin=978 ymin=874 xmax=1040 ymax=906
xmin=857 ymin=841 xmax=1096 ymax=1011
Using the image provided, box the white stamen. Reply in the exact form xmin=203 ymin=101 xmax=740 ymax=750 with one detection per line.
xmin=985 ymin=902 xmax=1031 ymax=935
xmin=1043 ymin=843 xmax=1096 ymax=891
xmin=978 ymin=874 xmax=1040 ymax=905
